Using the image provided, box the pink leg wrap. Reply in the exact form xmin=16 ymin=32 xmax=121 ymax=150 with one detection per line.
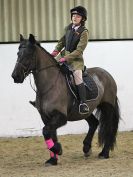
xmin=50 ymin=151 xmax=58 ymax=159
xmin=45 ymin=139 xmax=58 ymax=159
xmin=45 ymin=139 xmax=54 ymax=149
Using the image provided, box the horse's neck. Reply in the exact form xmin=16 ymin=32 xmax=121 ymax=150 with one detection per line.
xmin=34 ymin=46 xmax=61 ymax=93
xmin=36 ymin=47 xmax=53 ymax=68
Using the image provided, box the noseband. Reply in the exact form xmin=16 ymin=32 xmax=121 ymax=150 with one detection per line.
xmin=16 ymin=58 xmax=34 ymax=78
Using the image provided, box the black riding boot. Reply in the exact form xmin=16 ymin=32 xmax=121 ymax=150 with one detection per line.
xmin=77 ymin=83 xmax=89 ymax=114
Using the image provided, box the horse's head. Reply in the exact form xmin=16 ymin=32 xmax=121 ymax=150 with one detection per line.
xmin=12 ymin=34 xmax=36 ymax=83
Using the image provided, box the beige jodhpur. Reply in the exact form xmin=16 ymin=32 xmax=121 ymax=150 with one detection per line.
xmin=73 ymin=70 xmax=83 ymax=85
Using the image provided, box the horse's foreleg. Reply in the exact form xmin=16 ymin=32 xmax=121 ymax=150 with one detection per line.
xmin=42 ymin=126 xmax=60 ymax=166
xmin=83 ymin=114 xmax=99 ymax=157
xmin=42 ymin=111 xmax=67 ymax=166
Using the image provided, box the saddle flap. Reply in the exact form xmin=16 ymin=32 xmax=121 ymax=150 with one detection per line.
xmin=66 ymin=74 xmax=98 ymax=101
xmin=83 ymin=75 xmax=98 ymax=101
xmin=59 ymin=63 xmax=98 ymax=101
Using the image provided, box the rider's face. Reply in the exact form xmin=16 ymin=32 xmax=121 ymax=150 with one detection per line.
xmin=72 ymin=14 xmax=82 ymax=25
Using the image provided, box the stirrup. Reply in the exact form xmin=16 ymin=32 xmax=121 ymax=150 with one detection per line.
xmin=79 ymin=103 xmax=89 ymax=115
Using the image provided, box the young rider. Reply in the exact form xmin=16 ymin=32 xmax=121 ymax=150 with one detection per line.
xmin=51 ymin=6 xmax=89 ymax=114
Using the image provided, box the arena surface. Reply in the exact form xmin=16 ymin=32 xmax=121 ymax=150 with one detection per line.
xmin=0 ymin=131 xmax=133 ymax=177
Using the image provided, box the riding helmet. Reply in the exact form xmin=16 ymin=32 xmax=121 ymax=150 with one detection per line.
xmin=70 ymin=6 xmax=87 ymax=21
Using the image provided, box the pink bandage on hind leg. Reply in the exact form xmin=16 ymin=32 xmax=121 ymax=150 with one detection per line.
xmin=45 ymin=138 xmax=54 ymax=149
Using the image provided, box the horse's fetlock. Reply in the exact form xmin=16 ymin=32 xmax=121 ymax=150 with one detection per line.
xmin=50 ymin=142 xmax=62 ymax=154
xmin=83 ymin=144 xmax=91 ymax=154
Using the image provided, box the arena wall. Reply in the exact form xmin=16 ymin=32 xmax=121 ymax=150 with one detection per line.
xmin=0 ymin=41 xmax=133 ymax=137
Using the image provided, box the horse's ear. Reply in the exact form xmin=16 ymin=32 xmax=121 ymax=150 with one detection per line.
xmin=20 ymin=34 xmax=24 ymax=41
xmin=29 ymin=34 xmax=36 ymax=44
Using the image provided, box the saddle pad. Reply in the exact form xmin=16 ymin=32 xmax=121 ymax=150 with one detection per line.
xmin=66 ymin=74 xmax=98 ymax=101
xmin=83 ymin=74 xmax=98 ymax=101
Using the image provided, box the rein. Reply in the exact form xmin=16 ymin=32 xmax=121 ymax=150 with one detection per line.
xmin=34 ymin=64 xmax=59 ymax=74
xmin=30 ymin=63 xmax=61 ymax=95
xmin=30 ymin=49 xmax=61 ymax=96
xmin=30 ymin=68 xmax=61 ymax=97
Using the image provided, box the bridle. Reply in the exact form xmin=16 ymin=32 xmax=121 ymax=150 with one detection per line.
xmin=17 ymin=45 xmax=61 ymax=96
xmin=17 ymin=44 xmax=59 ymax=74
xmin=16 ymin=59 xmax=34 ymax=78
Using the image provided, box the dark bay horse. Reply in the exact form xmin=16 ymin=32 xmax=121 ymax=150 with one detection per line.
xmin=12 ymin=34 xmax=120 ymax=166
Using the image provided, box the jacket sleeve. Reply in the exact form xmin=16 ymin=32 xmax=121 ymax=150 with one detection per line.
xmin=64 ymin=30 xmax=89 ymax=61
xmin=54 ymin=26 xmax=68 ymax=52
xmin=54 ymin=35 xmax=65 ymax=52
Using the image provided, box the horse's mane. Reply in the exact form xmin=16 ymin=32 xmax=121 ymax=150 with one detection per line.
xmin=36 ymin=41 xmax=59 ymax=65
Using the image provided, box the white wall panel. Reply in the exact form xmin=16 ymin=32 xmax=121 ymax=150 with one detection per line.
xmin=0 ymin=41 xmax=133 ymax=136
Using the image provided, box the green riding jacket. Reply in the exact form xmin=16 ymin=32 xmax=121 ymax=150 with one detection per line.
xmin=54 ymin=23 xmax=89 ymax=71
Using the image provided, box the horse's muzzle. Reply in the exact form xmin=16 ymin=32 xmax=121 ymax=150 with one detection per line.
xmin=11 ymin=72 xmax=24 ymax=83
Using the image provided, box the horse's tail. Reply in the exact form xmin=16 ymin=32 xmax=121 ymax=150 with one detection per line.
xmin=96 ymin=96 xmax=120 ymax=150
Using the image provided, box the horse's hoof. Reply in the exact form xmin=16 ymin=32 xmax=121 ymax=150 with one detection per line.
xmin=45 ymin=157 xmax=57 ymax=166
xmin=84 ymin=149 xmax=92 ymax=157
xmin=98 ymin=152 xmax=109 ymax=159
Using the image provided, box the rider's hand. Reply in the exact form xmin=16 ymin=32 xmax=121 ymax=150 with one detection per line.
xmin=59 ymin=57 xmax=66 ymax=63
xmin=51 ymin=50 xmax=59 ymax=57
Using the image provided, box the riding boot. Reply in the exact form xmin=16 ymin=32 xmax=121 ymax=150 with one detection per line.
xmin=77 ymin=83 xmax=89 ymax=114
xmin=29 ymin=100 xmax=36 ymax=108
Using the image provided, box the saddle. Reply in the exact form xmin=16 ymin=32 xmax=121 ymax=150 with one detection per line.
xmin=59 ymin=63 xmax=98 ymax=101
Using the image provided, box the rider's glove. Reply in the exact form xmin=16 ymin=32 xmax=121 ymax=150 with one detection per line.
xmin=59 ymin=57 xmax=66 ymax=63
xmin=51 ymin=50 xmax=59 ymax=57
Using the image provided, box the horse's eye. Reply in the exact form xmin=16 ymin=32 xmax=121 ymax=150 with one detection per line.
xmin=17 ymin=51 xmax=23 ymax=57
xmin=17 ymin=52 xmax=20 ymax=57
xmin=17 ymin=52 xmax=19 ymax=56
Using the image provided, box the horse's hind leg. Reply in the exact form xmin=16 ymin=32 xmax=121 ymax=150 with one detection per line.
xmin=83 ymin=114 xmax=99 ymax=157
xmin=42 ymin=110 xmax=67 ymax=166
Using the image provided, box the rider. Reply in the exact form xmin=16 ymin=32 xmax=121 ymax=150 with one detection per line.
xmin=30 ymin=6 xmax=89 ymax=114
xmin=51 ymin=6 xmax=89 ymax=114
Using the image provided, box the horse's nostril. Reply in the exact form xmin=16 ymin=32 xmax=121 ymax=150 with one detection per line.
xmin=12 ymin=73 xmax=17 ymax=79
xmin=11 ymin=73 xmax=15 ymax=79
xmin=11 ymin=72 xmax=18 ymax=81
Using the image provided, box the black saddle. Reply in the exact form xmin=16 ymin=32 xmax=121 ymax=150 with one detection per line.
xmin=60 ymin=63 xmax=98 ymax=101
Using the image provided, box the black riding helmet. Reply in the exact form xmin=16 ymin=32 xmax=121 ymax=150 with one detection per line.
xmin=70 ymin=6 xmax=87 ymax=21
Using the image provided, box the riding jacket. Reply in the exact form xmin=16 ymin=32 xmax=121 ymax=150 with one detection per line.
xmin=55 ymin=23 xmax=89 ymax=70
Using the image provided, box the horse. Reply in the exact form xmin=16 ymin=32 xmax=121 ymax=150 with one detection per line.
xmin=12 ymin=34 xmax=120 ymax=166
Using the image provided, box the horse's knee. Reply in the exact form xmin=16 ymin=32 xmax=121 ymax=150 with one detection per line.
xmin=50 ymin=110 xmax=67 ymax=129
xmin=42 ymin=110 xmax=67 ymax=140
